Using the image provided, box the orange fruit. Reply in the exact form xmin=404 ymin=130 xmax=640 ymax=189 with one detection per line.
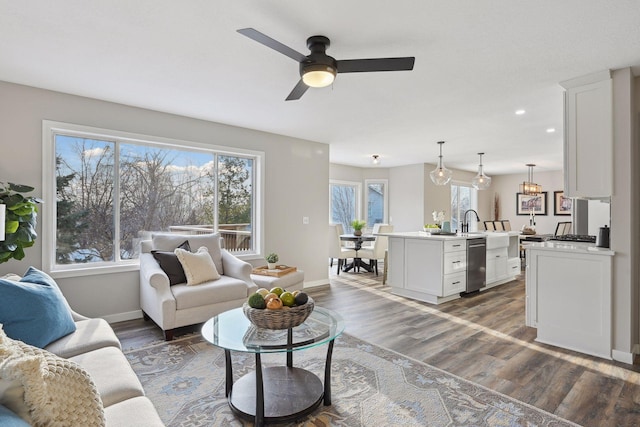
xmin=264 ymin=292 xmax=279 ymax=303
xmin=266 ymin=297 xmax=283 ymax=310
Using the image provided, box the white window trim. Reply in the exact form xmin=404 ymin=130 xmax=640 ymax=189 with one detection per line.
xmin=42 ymin=120 xmax=265 ymax=277
xmin=364 ymin=179 xmax=389 ymax=226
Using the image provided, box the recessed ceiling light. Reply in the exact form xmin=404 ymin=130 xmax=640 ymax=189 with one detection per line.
xmin=546 ymin=128 xmax=556 ymax=133
xmin=515 ymin=109 xmax=526 ymax=115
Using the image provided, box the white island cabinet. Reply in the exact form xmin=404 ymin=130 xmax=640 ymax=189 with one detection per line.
xmin=384 ymin=231 xmax=520 ymax=305
xmin=526 ymin=242 xmax=614 ymax=359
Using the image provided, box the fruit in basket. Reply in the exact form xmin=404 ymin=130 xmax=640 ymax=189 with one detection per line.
xmin=270 ymin=286 xmax=284 ymax=297
xmin=280 ymin=291 xmax=295 ymax=307
xmin=256 ymin=288 xmax=269 ymax=297
xmin=248 ymin=293 xmax=266 ymax=309
xmin=294 ymin=292 xmax=309 ymax=306
xmin=266 ymin=297 xmax=283 ymax=310
xmin=264 ymin=292 xmax=279 ymax=303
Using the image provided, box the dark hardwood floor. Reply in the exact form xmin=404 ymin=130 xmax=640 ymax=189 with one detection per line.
xmin=114 ymin=267 xmax=640 ymax=427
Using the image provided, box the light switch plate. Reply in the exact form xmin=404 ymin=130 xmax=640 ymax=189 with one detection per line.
xmin=302 ymin=216 xmax=309 ymax=225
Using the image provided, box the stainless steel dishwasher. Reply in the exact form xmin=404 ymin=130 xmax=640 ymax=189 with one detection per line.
xmin=464 ymin=237 xmax=486 ymax=294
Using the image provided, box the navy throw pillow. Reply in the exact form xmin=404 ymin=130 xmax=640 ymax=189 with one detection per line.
xmin=151 ymin=240 xmax=191 ymax=285
xmin=0 ymin=267 xmax=76 ymax=348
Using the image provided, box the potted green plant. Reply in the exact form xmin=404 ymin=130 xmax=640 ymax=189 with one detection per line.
xmin=351 ymin=219 xmax=366 ymax=236
xmin=265 ymin=252 xmax=279 ymax=270
xmin=0 ymin=182 xmax=42 ymax=264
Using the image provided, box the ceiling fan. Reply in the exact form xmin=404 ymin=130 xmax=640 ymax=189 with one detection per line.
xmin=237 ymin=28 xmax=416 ymax=101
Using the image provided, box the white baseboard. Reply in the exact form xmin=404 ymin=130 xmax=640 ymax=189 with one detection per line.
xmin=303 ymin=279 xmax=330 ymax=288
xmin=103 ymin=310 xmax=143 ymax=324
xmin=611 ymin=348 xmax=635 ymax=364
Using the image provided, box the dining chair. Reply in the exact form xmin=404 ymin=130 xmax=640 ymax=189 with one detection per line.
xmin=494 ymin=221 xmax=505 ymax=231
xmin=502 ymin=220 xmax=511 ymax=231
xmin=359 ymin=224 xmax=393 ymax=276
xmin=484 ymin=221 xmax=496 ymax=231
xmin=328 ymin=223 xmax=357 ymax=275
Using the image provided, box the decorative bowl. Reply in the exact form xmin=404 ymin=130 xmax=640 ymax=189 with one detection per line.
xmin=243 ymin=297 xmax=314 ymax=330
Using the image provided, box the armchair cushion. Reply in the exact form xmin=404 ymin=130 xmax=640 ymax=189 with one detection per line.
xmin=170 ymin=276 xmax=250 ymax=310
xmin=151 ymin=240 xmax=191 ymax=285
xmin=0 ymin=267 xmax=76 ymax=348
xmin=152 ymin=233 xmax=224 ymax=275
xmin=175 ymin=246 xmax=221 ymax=286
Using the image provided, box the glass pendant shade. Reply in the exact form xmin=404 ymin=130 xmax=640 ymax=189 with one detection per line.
xmin=519 ymin=163 xmax=542 ymax=195
xmin=472 ymin=153 xmax=492 ymax=190
xmin=430 ymin=141 xmax=453 ymax=185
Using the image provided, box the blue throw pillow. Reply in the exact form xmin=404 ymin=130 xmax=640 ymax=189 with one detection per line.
xmin=0 ymin=267 xmax=76 ymax=348
xmin=0 ymin=405 xmax=30 ymax=427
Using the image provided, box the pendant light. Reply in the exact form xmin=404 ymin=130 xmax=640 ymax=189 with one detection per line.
xmin=472 ymin=152 xmax=492 ymax=190
xmin=371 ymin=154 xmax=380 ymax=165
xmin=519 ymin=163 xmax=542 ymax=195
xmin=430 ymin=141 xmax=453 ymax=185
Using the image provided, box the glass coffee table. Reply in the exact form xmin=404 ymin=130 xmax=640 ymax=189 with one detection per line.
xmin=201 ymin=306 xmax=345 ymax=426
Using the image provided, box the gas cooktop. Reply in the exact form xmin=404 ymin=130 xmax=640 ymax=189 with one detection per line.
xmin=550 ymin=234 xmax=596 ymax=243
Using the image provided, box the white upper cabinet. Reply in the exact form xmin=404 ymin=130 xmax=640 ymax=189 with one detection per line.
xmin=560 ymin=71 xmax=613 ymax=198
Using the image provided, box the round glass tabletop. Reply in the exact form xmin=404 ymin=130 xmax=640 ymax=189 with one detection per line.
xmin=201 ymin=306 xmax=345 ymax=354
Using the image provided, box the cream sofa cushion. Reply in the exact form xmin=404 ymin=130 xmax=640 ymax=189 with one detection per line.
xmin=0 ymin=326 xmax=105 ymax=426
xmin=69 ymin=347 xmax=145 ymax=408
xmin=175 ymin=246 xmax=221 ymax=285
xmin=45 ymin=318 xmax=121 ymax=359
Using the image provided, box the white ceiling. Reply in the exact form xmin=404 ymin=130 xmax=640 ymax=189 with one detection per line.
xmin=2 ymin=1 xmax=640 ymax=175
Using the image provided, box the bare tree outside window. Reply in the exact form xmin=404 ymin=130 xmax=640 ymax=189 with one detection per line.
xmin=330 ymin=183 xmax=357 ymax=232
xmin=54 ymin=133 xmax=256 ymax=266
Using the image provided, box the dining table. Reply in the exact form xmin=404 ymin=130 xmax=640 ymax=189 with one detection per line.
xmin=339 ymin=234 xmax=375 ymax=273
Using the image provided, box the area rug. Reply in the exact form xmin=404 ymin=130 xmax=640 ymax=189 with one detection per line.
xmin=124 ymin=333 xmax=579 ymax=427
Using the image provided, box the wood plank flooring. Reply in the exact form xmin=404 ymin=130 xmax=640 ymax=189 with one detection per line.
xmin=114 ymin=267 xmax=640 ymax=427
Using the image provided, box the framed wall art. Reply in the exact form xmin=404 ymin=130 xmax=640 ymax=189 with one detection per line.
xmin=516 ymin=192 xmax=547 ymax=216
xmin=554 ymin=191 xmax=572 ymax=215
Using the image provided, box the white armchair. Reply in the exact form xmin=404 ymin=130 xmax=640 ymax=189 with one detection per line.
xmin=139 ymin=233 xmax=257 ymax=340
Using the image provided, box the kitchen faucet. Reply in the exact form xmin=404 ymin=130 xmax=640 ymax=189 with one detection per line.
xmin=461 ymin=209 xmax=480 ymax=233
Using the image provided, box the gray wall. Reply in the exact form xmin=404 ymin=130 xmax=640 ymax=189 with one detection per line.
xmin=0 ymin=81 xmax=329 ymax=322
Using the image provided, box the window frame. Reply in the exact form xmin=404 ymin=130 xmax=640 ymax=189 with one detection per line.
xmin=364 ymin=179 xmax=388 ymax=228
xmin=450 ymin=180 xmax=479 ymax=233
xmin=42 ymin=120 xmax=264 ymax=278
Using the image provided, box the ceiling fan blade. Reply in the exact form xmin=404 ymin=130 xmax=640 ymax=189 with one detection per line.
xmin=285 ymin=80 xmax=309 ymax=101
xmin=336 ymin=57 xmax=415 ymax=73
xmin=237 ymin=28 xmax=307 ymax=63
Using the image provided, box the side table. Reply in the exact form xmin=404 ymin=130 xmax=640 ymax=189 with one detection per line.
xmin=201 ymin=306 xmax=344 ymax=426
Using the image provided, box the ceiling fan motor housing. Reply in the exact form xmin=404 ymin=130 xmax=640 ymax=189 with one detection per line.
xmin=300 ymin=35 xmax=337 ymax=79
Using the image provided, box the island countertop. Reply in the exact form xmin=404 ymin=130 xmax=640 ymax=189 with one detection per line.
xmin=376 ymin=230 xmax=520 ymax=241
xmin=525 ymin=241 xmax=614 ymax=256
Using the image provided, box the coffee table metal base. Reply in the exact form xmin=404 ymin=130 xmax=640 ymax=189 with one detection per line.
xmin=229 ymin=366 xmax=324 ymax=423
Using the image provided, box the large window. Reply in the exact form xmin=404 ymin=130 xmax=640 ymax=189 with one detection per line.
xmin=43 ymin=121 xmax=262 ymax=273
xmin=365 ymin=179 xmax=388 ymax=228
xmin=451 ymin=182 xmax=478 ymax=232
xmin=329 ymin=180 xmax=361 ymax=233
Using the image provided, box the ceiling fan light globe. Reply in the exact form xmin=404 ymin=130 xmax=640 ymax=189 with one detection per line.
xmin=302 ymin=68 xmax=336 ymax=88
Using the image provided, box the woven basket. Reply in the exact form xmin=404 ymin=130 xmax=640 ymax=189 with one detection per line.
xmin=243 ymin=297 xmax=314 ymax=329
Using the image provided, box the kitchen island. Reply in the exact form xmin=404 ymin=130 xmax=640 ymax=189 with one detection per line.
xmin=379 ymin=231 xmax=521 ymax=304
xmin=525 ymin=241 xmax=614 ymax=359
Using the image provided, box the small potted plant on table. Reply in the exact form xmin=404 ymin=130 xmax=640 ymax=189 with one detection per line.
xmin=266 ymin=252 xmax=279 ymax=270
xmin=351 ymin=219 xmax=366 ymax=236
